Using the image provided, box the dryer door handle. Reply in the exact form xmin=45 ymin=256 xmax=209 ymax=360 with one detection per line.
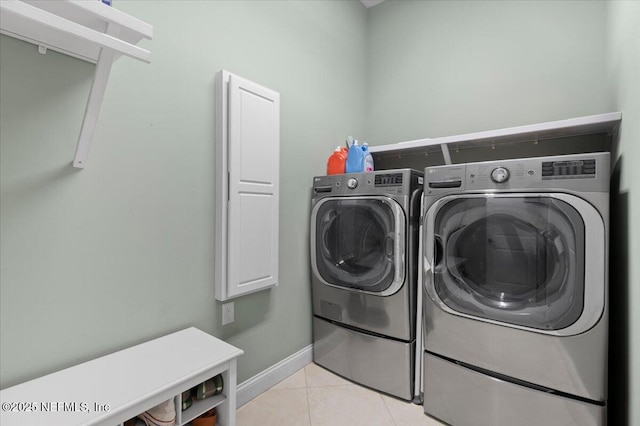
xmin=385 ymin=235 xmax=394 ymax=258
xmin=433 ymin=235 xmax=444 ymax=271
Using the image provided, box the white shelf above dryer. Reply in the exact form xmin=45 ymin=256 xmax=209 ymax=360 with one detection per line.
xmin=369 ymin=112 xmax=622 ymax=164
xmin=0 ymin=0 xmax=153 ymax=168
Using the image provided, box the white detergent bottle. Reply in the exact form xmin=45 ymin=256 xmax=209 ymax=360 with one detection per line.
xmin=362 ymin=142 xmax=374 ymax=172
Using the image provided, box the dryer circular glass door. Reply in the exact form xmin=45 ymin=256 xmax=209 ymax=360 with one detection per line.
xmin=311 ymin=196 xmax=406 ymax=296
xmin=424 ymin=193 xmax=606 ymax=335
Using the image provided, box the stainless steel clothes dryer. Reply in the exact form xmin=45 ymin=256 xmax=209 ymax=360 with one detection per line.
xmin=311 ymin=169 xmax=423 ymax=400
xmin=422 ymin=152 xmax=610 ymax=426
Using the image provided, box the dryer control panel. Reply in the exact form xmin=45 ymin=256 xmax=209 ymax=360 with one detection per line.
xmin=425 ymin=152 xmax=609 ymax=194
xmin=541 ymin=159 xmax=596 ymax=179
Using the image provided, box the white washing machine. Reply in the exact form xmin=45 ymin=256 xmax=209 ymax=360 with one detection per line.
xmin=422 ymin=152 xmax=610 ymax=426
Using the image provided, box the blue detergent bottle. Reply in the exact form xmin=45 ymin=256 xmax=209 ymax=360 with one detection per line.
xmin=346 ymin=140 xmax=364 ymax=173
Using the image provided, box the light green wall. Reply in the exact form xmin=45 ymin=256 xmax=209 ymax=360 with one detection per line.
xmin=366 ymin=0 xmax=610 ymax=144
xmin=0 ymin=0 xmax=368 ymax=387
xmin=607 ymin=2 xmax=640 ymax=425
xmin=2 ymin=4 xmax=637 ymax=421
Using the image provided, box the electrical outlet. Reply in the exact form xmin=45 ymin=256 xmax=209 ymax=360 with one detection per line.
xmin=222 ymin=302 xmax=234 ymax=325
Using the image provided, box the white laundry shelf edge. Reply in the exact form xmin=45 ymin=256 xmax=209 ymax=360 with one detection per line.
xmin=369 ymin=112 xmax=622 ymax=164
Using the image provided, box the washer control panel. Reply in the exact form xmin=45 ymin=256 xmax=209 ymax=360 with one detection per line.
xmin=374 ymin=172 xmax=403 ymax=187
xmin=312 ymin=169 xmax=422 ymax=198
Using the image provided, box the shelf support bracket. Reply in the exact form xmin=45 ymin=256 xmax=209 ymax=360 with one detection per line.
xmin=73 ymin=23 xmax=120 ymax=169
xmin=440 ymin=143 xmax=452 ymax=165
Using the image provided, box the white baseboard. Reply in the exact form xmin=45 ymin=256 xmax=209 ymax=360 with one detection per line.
xmin=236 ymin=344 xmax=313 ymax=408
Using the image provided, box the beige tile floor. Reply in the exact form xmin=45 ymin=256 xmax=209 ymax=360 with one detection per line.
xmin=236 ymin=362 xmax=446 ymax=426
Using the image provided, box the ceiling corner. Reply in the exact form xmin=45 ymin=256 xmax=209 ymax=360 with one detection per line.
xmin=360 ymin=0 xmax=385 ymax=9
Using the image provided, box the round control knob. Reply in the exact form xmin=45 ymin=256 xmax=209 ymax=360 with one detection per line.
xmin=347 ymin=178 xmax=358 ymax=189
xmin=491 ymin=167 xmax=510 ymax=183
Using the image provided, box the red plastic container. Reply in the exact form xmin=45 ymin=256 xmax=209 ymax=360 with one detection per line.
xmin=327 ymin=146 xmax=348 ymax=175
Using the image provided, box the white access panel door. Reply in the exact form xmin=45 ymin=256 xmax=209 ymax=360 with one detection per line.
xmin=215 ymin=70 xmax=280 ymax=301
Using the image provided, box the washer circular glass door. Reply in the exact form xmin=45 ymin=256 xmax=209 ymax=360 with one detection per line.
xmin=424 ymin=193 xmax=605 ymax=334
xmin=311 ymin=196 xmax=405 ymax=296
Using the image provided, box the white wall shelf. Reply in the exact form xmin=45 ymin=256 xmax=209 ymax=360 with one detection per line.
xmin=369 ymin=112 xmax=622 ymax=165
xmin=0 ymin=0 xmax=153 ymax=168
xmin=0 ymin=327 xmax=243 ymax=426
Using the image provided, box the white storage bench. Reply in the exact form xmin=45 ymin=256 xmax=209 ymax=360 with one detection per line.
xmin=0 ymin=327 xmax=243 ymax=426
